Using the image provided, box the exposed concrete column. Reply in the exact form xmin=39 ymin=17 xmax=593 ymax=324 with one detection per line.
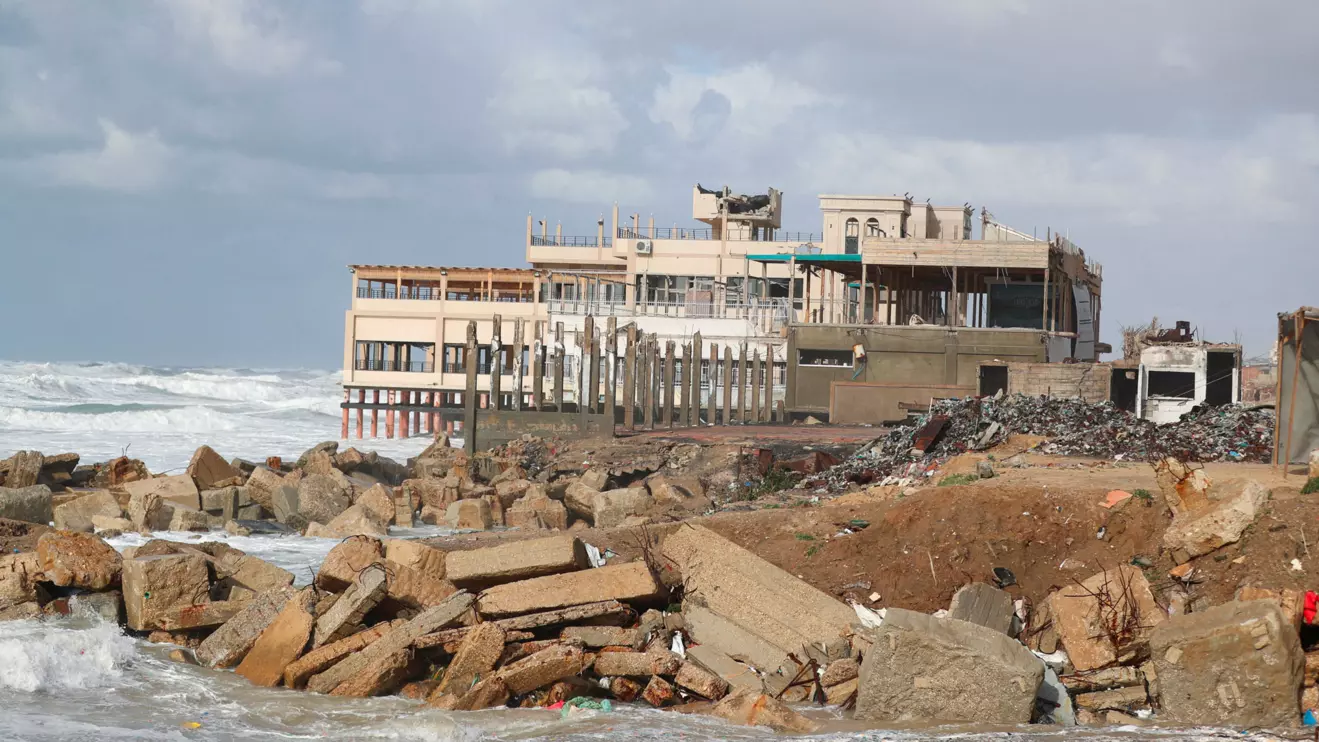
xmin=787 ymin=255 xmax=797 ymax=324
xmin=949 ymin=266 xmax=959 ymax=327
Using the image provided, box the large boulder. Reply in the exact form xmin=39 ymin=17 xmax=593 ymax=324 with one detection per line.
xmin=1151 ymin=600 xmax=1302 ymax=728
xmin=122 ymin=475 xmax=200 ymax=511
xmin=235 ymin=589 xmax=317 ymax=687
xmin=356 ymin=484 xmax=395 ymax=526
xmin=0 ymin=485 xmax=54 ymax=525
xmin=122 ymin=553 xmax=212 ymax=631
xmin=53 ymin=490 xmax=122 ymax=533
xmin=948 ymin=582 xmax=1016 ymax=635
xmin=296 ymin=474 xmax=351 ymax=525
xmin=243 ymin=467 xmax=285 ymax=512
xmin=1164 ymin=479 xmax=1270 ymax=560
xmin=445 ymin=499 xmax=492 ymax=530
xmin=37 ymin=530 xmax=122 ymax=590
xmin=127 ymin=491 xmax=173 ymax=533
xmin=305 ymin=504 xmax=387 ymax=539
xmin=593 ymin=488 xmax=654 ymax=529
xmin=295 ymin=442 xmax=338 ymax=470
xmin=856 ymin=608 xmax=1043 ymax=724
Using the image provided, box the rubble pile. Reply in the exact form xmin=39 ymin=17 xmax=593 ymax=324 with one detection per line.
xmin=816 ymin=395 xmax=1274 ymax=489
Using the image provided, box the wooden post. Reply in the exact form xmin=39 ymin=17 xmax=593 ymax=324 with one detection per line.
xmin=707 ymin=341 xmax=718 ymax=426
xmin=605 ymin=317 xmax=617 ymax=427
xmin=356 ymin=389 xmax=364 ymax=439
xmin=371 ymin=389 xmax=379 ymax=438
xmin=489 ymin=315 xmax=502 ymax=412
xmin=763 ymin=345 xmax=774 ymax=422
xmin=623 ymin=324 xmax=637 ymax=429
xmin=737 ymin=343 xmax=748 ymax=423
xmin=341 ymin=388 xmax=349 ymax=439
xmin=721 ymin=345 xmax=733 ymax=425
xmin=643 ymin=338 xmax=656 ymax=429
xmin=662 ymin=340 xmax=676 ymax=428
xmin=512 ymin=319 xmax=524 ymax=412
xmin=553 ymin=321 xmax=565 ymax=411
xmin=463 ymin=321 xmax=478 ymax=455
xmin=691 ymin=331 xmax=703 ymax=425
xmin=533 ymin=324 xmax=544 ymax=411
xmin=751 ymin=350 xmax=762 ymax=423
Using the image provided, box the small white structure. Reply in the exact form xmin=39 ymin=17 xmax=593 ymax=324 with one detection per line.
xmin=1136 ymin=342 xmax=1241 ymax=424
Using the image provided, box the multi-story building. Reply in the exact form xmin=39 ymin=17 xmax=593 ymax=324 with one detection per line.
xmin=341 ymin=185 xmax=1101 ymax=433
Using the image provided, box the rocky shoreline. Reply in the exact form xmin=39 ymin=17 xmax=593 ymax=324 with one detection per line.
xmin=0 ymin=439 xmax=1316 ymax=733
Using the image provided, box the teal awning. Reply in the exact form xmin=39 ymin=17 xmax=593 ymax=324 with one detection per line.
xmin=746 ymin=253 xmax=861 ymax=263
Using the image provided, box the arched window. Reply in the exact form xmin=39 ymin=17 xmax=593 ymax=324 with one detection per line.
xmin=845 ymin=218 xmax=860 ymax=254
xmin=865 ymin=218 xmax=884 ymax=237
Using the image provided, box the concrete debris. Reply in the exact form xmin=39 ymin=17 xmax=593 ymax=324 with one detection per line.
xmin=435 ymin=622 xmax=506 ymax=696
xmin=476 ymin=561 xmax=661 ymax=618
xmin=0 ymin=485 xmax=54 ymax=526
xmin=196 ymin=586 xmax=297 ymax=668
xmin=1047 ymin=566 xmax=1165 ymax=672
xmin=122 ymin=553 xmax=212 ymax=631
xmin=235 ymin=589 xmax=317 ymax=687
xmin=52 ymin=490 xmax=122 ymax=533
xmin=856 ymin=608 xmax=1043 ymax=724
xmin=948 ymin=582 xmax=1015 ymax=635
xmin=37 ymin=530 xmax=121 ymax=590
xmin=1163 ymin=478 xmax=1270 ymax=559
xmin=1150 ymin=600 xmax=1303 ymax=728
xmin=700 ymin=690 xmax=819 ymax=734
xmin=446 ymin=534 xmax=589 ymax=588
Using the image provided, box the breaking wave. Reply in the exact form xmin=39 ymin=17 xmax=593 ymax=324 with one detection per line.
xmin=0 ymin=620 xmax=137 ymax=693
xmin=0 ymin=404 xmax=246 ymax=433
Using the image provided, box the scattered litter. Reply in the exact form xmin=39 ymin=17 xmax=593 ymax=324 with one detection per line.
xmin=670 ymin=631 xmax=686 ymax=658
xmin=583 ymin=543 xmax=606 ymax=568
xmin=868 ymin=592 xmax=881 ymax=603
xmin=992 ymin=567 xmax=1017 ymax=589
xmin=1292 ymin=559 xmax=1305 ymax=572
xmin=560 ymin=697 xmax=612 ymax=719
xmin=852 ymin=603 xmax=885 ymax=629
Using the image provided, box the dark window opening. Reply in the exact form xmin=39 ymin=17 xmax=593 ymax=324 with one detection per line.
xmin=1110 ymin=368 xmax=1138 ymax=412
xmin=798 ymin=349 xmax=853 ymax=367
xmin=1205 ymin=352 xmax=1236 ymax=406
xmin=1147 ymin=370 xmax=1196 ymax=399
xmin=979 ymin=365 xmax=1008 ymax=397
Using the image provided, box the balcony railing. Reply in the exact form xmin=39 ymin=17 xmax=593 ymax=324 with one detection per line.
xmin=357 ymin=288 xmax=443 ymax=300
xmin=354 ymin=360 xmax=435 ymax=373
xmin=441 ymin=362 xmax=516 ymax=375
xmin=618 ymin=227 xmax=822 ymax=242
xmin=530 ymin=235 xmax=612 ymax=248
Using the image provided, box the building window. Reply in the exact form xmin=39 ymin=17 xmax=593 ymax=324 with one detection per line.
xmin=845 ymin=218 xmax=860 ymax=255
xmin=354 ymin=341 xmax=435 ymax=372
xmin=865 ymin=218 xmax=884 ymax=237
xmin=1147 ymin=370 xmax=1196 ymax=399
xmin=797 ymin=349 xmax=853 ymax=367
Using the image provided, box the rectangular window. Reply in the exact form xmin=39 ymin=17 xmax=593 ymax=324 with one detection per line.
xmin=797 ymin=349 xmax=853 ymax=367
xmin=1147 ymin=370 xmax=1196 ymax=399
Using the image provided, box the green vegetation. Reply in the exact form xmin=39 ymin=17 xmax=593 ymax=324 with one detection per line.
xmin=1302 ymin=477 xmax=1319 ymax=495
xmin=738 ymin=467 xmax=801 ymax=501
xmin=1132 ymin=488 xmax=1154 ymax=501
xmin=805 ymin=545 xmax=821 ymax=558
xmin=939 ymin=473 xmax=979 ymax=487
xmin=794 ymin=533 xmax=816 ymax=541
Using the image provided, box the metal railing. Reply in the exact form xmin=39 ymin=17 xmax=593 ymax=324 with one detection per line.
xmin=354 ymin=360 xmax=435 ymax=373
xmin=357 ymin=288 xmax=534 ymax=302
xmin=618 ymin=227 xmax=822 ymax=242
xmin=530 ymin=235 xmax=612 ymax=247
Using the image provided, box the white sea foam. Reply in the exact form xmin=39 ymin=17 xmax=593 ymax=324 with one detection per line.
xmin=0 ymin=620 xmax=137 ymax=693
xmin=0 ymin=404 xmax=246 ymax=433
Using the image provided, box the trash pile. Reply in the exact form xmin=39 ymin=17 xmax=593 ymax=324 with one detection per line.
xmin=814 ymin=395 xmax=1275 ymax=490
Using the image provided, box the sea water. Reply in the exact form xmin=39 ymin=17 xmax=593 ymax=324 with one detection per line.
xmin=0 ymin=361 xmax=1282 ymax=740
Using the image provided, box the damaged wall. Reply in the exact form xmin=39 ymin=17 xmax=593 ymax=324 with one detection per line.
xmin=1138 ymin=345 xmax=1240 ymax=424
xmin=984 ymin=362 xmax=1113 ymax=404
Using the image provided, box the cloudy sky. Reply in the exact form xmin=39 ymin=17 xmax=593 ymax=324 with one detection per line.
xmin=0 ymin=0 xmax=1314 ymax=367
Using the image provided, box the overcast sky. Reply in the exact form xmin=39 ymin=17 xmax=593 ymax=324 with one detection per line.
xmin=0 ymin=0 xmax=1314 ymax=368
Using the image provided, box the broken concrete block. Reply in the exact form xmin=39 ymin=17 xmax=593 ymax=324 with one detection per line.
xmin=948 ymin=582 xmax=1015 ymax=635
xmin=328 ymin=648 xmax=414 ymax=698
xmin=445 ymin=499 xmax=492 ymax=530
xmin=609 ymin=676 xmax=642 ymax=702
xmin=385 ymin=539 xmax=447 ymax=581
xmin=675 ymin=661 xmax=730 ymax=700
xmin=356 ymin=484 xmax=395 ymax=526
xmin=195 ymin=586 xmax=297 ymax=668
xmin=1163 ymin=479 xmax=1269 ymax=559
xmin=156 ymin=599 xmax=248 ymax=631
xmin=316 ymin=536 xmax=385 ymax=592
xmin=503 ymin=508 xmax=546 ymax=531
xmin=394 ymin=488 xmax=415 ymax=528
xmin=560 ymin=625 xmax=639 ymax=649
xmin=0 ymin=485 xmax=53 ymax=525
xmin=122 ymin=553 xmax=211 ymax=631
xmin=647 ymin=475 xmax=705 ymax=507
xmin=446 ymin=535 xmax=589 ymax=588
xmin=430 ymin=675 xmax=511 ymax=711
xmin=307 ymin=591 xmax=473 ymax=694
xmin=284 ymin=620 xmax=402 ymax=689
xmin=1151 ymin=599 xmax=1303 ymax=728
xmin=821 ymin=657 xmax=860 ymax=687
xmin=579 ymin=469 xmax=609 ymax=491
xmin=123 ymin=475 xmax=199 ymax=511
xmin=686 ymin=644 xmax=766 ymax=694
xmin=476 ymin=561 xmax=661 ymax=618
xmin=1236 ymin=586 xmax=1305 ymax=633
xmin=495 ymin=642 xmax=586 ymax=694
xmin=661 ymin=523 xmax=853 ymax=666
xmin=1047 ymin=566 xmax=1165 ymax=672
xmin=0 ymin=552 xmax=42 ymax=608
xmin=593 ymin=488 xmax=653 ymax=529
xmin=701 ymin=690 xmax=818 ymax=734
xmin=1073 ymin=685 xmax=1149 ymax=711
xmin=593 ymin=650 xmax=681 ymax=677
xmin=243 ymin=467 xmax=284 ymax=511
xmin=383 ymin=561 xmax=457 ymax=611
xmin=52 ymin=490 xmax=121 ymax=532
xmin=187 ymin=445 xmax=239 ymax=492
xmin=235 ymin=589 xmax=316 ymax=687
xmin=317 ymin=503 xmax=388 ymax=538
xmin=683 ymin=603 xmax=790 ymax=673
xmin=127 ymin=491 xmax=172 ymax=532
xmin=315 ymin=565 xmax=388 ymax=647
xmin=507 ymin=493 xmax=568 ymax=531
xmin=200 ymin=487 xmax=240 ymax=520
xmin=296 ymin=474 xmax=352 ymax=525
xmin=213 ymin=551 xmax=295 ymax=603
xmin=1154 ymin=458 xmax=1214 ymax=516
xmin=92 ymin=514 xmax=132 ymax=533
xmin=856 ymin=608 xmax=1044 ymax=724
xmin=1 ymin=451 xmax=42 ymax=488
xmin=168 ymin=507 xmax=209 ymax=532
xmin=37 ymin=530 xmax=121 ymax=590
xmin=493 ymin=479 xmax=531 ymax=508
xmin=563 ymin=481 xmax=600 ymax=522
xmin=436 ymin=622 xmax=505 ymax=695
xmin=642 ymin=675 xmax=676 ymax=706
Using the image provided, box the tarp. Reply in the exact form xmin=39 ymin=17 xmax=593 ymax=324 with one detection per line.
xmin=1276 ymin=309 xmax=1319 ymax=465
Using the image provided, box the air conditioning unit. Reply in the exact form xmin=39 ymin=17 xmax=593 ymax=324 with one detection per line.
xmin=635 ymin=240 xmax=653 ymax=255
